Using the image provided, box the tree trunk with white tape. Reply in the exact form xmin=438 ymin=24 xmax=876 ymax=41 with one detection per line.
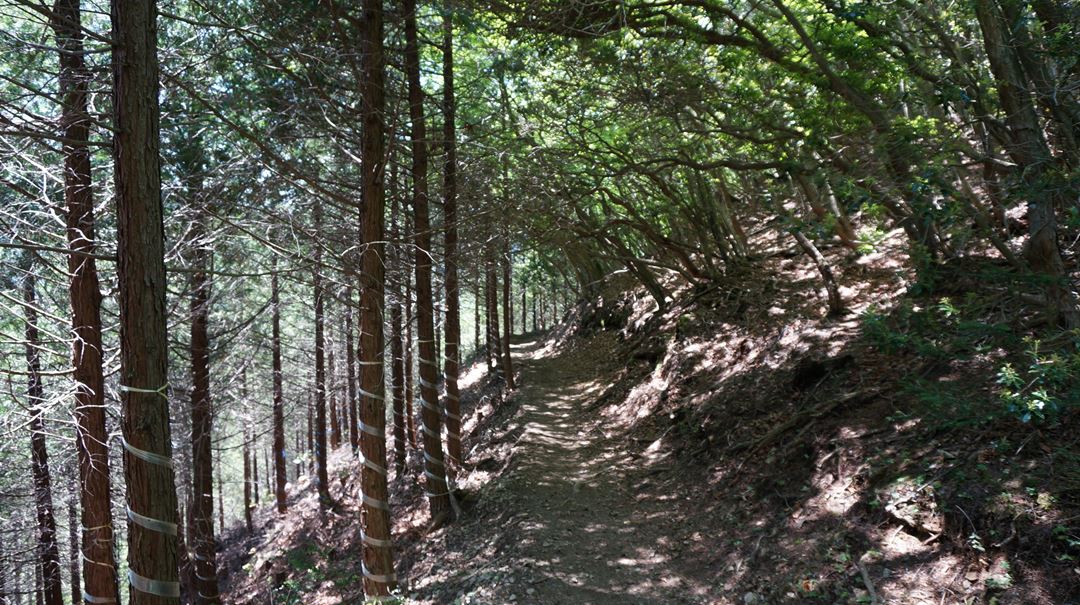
xmin=112 ymin=0 xmax=181 ymax=599
xmin=358 ymin=0 xmax=397 ymax=594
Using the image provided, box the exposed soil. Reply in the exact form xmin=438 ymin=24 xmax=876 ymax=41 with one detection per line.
xmin=401 ymin=335 xmax=721 ymax=604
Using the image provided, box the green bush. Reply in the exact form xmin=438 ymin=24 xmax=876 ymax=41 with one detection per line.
xmin=997 ymin=338 xmax=1080 ymax=423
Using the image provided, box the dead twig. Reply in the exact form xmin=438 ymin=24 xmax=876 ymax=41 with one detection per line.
xmin=857 ymin=560 xmax=881 ymax=605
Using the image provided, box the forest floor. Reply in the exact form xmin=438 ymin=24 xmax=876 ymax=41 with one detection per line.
xmin=399 ymin=335 xmax=722 ymax=604
xmin=219 ymin=233 xmax=1080 ymax=605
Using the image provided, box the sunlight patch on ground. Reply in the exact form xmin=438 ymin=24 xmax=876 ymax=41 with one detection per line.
xmin=458 ymin=362 xmax=490 ymax=390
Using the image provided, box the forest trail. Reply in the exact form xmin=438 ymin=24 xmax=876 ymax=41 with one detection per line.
xmin=473 ymin=336 xmax=709 ymax=605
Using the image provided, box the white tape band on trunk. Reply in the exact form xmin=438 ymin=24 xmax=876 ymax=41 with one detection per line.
xmin=120 ymin=383 xmax=169 ymax=397
xmin=361 ymin=561 xmax=396 ymax=584
xmin=360 ymin=529 xmax=393 ymax=549
xmin=127 ymin=508 xmax=177 ymax=536
xmin=359 ymin=388 xmax=385 ymax=401
xmin=362 ymin=493 xmax=390 ymax=511
xmin=128 ymin=570 xmax=180 ymax=599
xmin=121 ymin=437 xmax=173 ymax=469
xmin=359 ymin=453 xmax=387 ymax=477
xmin=80 ymin=552 xmax=115 ymax=569
xmin=359 ymin=422 xmax=384 ymax=438
xmin=418 ymin=378 xmax=438 ymax=390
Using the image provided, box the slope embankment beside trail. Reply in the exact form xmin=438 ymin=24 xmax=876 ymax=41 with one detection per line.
xmin=220 ymin=254 xmax=1080 ymax=605
xmin=398 ymin=259 xmax=1080 ymax=605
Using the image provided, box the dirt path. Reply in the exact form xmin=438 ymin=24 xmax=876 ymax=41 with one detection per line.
xmin=468 ymin=336 xmax=711 ymax=605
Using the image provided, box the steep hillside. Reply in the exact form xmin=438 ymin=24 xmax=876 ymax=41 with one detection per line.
xmin=219 ymin=233 xmax=1080 ymax=605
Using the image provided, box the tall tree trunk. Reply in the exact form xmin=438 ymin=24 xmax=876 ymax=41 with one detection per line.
xmin=391 ymin=297 xmax=407 ymax=475
xmin=998 ymin=1 xmax=1079 ymax=161
xmin=358 ymin=0 xmax=396 ymax=594
xmin=391 ymin=197 xmax=408 ymax=475
xmin=540 ymin=289 xmax=548 ymax=330
xmin=521 ymin=287 xmax=526 ymax=334
xmin=435 ymin=300 xmax=442 ymax=382
xmin=404 ymin=270 xmax=417 ymax=448
xmin=975 ymin=0 xmax=1080 ymax=328
xmin=243 ymin=433 xmax=252 ymax=533
xmin=67 ymin=488 xmax=78 ymax=605
xmin=550 ymin=278 xmax=557 ymax=324
xmin=23 ymin=257 xmax=64 ymax=605
xmin=271 ymin=262 xmax=287 ymax=513
xmin=406 ymin=0 xmax=452 ymax=524
xmin=264 ymin=450 xmax=271 ymax=494
xmin=329 ymin=342 xmax=341 ymax=450
xmin=217 ymin=472 xmax=224 ymax=536
xmin=313 ymin=200 xmax=333 ymax=508
xmin=306 ymin=400 xmax=313 ymax=473
xmin=346 ymin=289 xmax=359 ymax=451
xmin=294 ymin=431 xmax=302 ymax=481
xmin=500 ymin=244 xmax=516 ymax=389
xmin=112 ymin=0 xmax=181 ymax=600
xmin=441 ymin=2 xmax=463 ymax=467
xmin=178 ymin=470 xmax=194 ymax=600
xmin=486 ymin=257 xmax=502 ymax=378
xmin=51 ymin=1 xmax=120 ymax=601
xmin=189 ymin=205 xmax=222 ymax=604
xmin=473 ymin=273 xmax=481 ymax=356
xmin=252 ymin=437 xmax=260 ymax=505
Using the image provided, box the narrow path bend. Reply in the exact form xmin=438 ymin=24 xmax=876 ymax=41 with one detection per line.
xmin=480 ymin=336 xmax=710 ymax=605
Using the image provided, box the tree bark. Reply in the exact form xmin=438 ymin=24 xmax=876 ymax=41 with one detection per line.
xmin=112 ymin=0 xmax=181 ymax=600
xmin=500 ymin=243 xmax=516 ymax=389
xmin=271 ymin=261 xmax=288 ymax=513
xmin=391 ymin=197 xmax=408 ymax=475
xmin=23 ymin=257 xmax=64 ymax=605
xmin=313 ymin=200 xmax=333 ymax=508
xmin=486 ymin=257 xmax=500 ymax=375
xmin=217 ymin=472 xmax=224 ymax=537
xmin=442 ymin=2 xmax=463 ymax=467
xmin=252 ymin=436 xmax=260 ymax=505
xmin=243 ymin=433 xmax=252 ymax=532
xmin=358 ymin=0 xmax=396 ymax=594
xmin=346 ymin=289 xmax=359 ymax=451
xmin=329 ymin=342 xmax=341 ymax=450
xmin=51 ymin=0 xmax=121 ymax=602
xmin=264 ymin=449 xmax=271 ymax=494
xmin=67 ymin=489 xmax=78 ymax=605
xmin=189 ymin=204 xmax=222 ymax=604
xmin=391 ymin=295 xmax=408 ymax=475
xmin=998 ymin=0 xmax=1079 ymax=161
xmin=405 ymin=269 xmax=417 ymax=448
xmin=406 ymin=0 xmax=452 ymax=523
xmin=474 ymin=273 xmax=482 ymax=355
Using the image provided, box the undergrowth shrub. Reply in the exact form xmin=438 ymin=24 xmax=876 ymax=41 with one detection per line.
xmin=997 ymin=338 xmax=1080 ymax=423
xmin=862 ymin=293 xmax=1080 ymax=428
